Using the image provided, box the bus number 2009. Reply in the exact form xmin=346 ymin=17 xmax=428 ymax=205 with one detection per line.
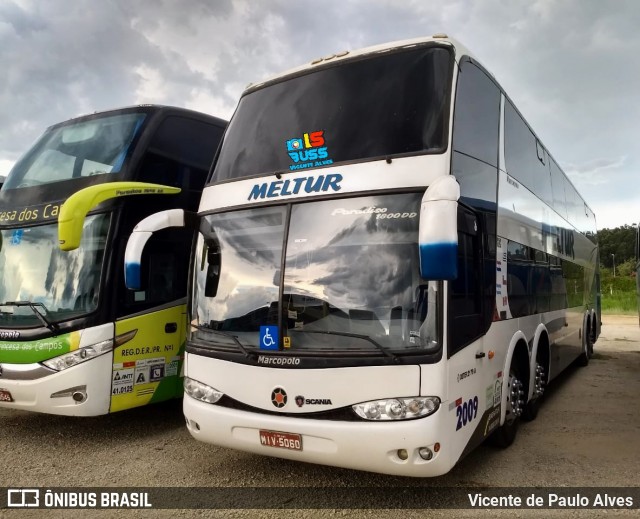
xmin=456 ymin=396 xmax=479 ymax=431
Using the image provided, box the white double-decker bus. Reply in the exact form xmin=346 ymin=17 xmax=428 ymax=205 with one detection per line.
xmin=127 ymin=35 xmax=599 ymax=476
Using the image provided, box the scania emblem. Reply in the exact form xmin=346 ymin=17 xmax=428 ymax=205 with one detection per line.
xmin=295 ymin=395 xmax=304 ymax=407
xmin=271 ymin=387 xmax=287 ymax=408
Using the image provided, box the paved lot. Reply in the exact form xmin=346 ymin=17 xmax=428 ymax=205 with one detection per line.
xmin=1 ymin=314 xmax=639 ymax=517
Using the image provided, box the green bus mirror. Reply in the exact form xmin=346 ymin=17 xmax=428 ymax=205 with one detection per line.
xmin=58 ymin=182 xmax=181 ymax=251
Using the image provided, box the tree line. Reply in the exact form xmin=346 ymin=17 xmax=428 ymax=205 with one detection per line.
xmin=597 ymin=224 xmax=638 ymax=275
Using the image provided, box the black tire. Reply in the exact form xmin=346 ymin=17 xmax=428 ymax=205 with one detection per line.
xmin=490 ymin=362 xmax=525 ymax=448
xmin=521 ymin=395 xmax=539 ymax=422
xmin=577 ymin=319 xmax=592 ymax=367
xmin=522 ymin=358 xmax=546 ymax=422
xmin=588 ymin=320 xmax=595 ymax=356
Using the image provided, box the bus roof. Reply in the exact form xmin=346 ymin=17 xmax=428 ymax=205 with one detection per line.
xmin=236 ymin=35 xmax=595 ymax=223
xmin=51 ymin=104 xmax=226 ymax=130
xmin=245 ymin=34 xmax=473 ymax=93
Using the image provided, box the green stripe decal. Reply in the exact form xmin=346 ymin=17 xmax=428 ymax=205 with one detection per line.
xmin=0 ymin=332 xmax=79 ymax=364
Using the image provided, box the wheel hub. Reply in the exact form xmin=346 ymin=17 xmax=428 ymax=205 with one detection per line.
xmin=506 ymin=373 xmax=525 ymax=422
xmin=534 ymin=363 xmax=546 ymax=399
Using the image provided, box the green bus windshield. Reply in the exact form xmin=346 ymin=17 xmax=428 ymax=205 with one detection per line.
xmin=3 ymin=113 xmax=146 ymax=190
xmin=0 ymin=214 xmax=109 ymax=327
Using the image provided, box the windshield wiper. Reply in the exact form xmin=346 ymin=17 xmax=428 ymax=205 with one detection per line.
xmin=194 ymin=325 xmax=253 ymax=359
xmin=0 ymin=301 xmax=58 ymax=332
xmin=294 ymin=330 xmax=399 ymax=362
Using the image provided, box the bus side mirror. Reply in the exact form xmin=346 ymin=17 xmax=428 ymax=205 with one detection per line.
xmin=418 ymin=176 xmax=460 ymax=280
xmin=124 ymin=209 xmax=196 ymax=290
xmin=58 ymin=181 xmax=181 ymax=251
xmin=204 ymin=245 xmax=221 ymax=298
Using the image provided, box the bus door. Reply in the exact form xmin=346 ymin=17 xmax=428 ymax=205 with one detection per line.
xmin=447 ymin=206 xmax=502 ymax=453
xmin=111 ymin=228 xmax=191 ymax=412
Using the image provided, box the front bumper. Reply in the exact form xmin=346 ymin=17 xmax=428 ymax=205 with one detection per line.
xmin=183 ymin=394 xmax=453 ymax=477
xmin=0 ymin=353 xmax=112 ymax=416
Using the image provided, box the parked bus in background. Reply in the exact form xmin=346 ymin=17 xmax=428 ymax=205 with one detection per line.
xmin=126 ymin=35 xmax=599 ymax=476
xmin=0 ymin=105 xmax=225 ymax=416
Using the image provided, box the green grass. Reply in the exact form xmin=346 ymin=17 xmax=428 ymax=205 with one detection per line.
xmin=599 ymin=273 xmax=638 ymax=314
xmin=602 ymin=307 xmax=637 ymax=315
xmin=601 ymin=289 xmax=638 ymax=315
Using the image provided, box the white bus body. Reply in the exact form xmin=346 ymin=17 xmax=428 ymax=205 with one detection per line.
xmin=130 ymin=36 xmax=599 ymax=475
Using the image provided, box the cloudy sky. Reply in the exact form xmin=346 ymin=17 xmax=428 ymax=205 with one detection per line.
xmin=1 ymin=0 xmax=638 ymax=230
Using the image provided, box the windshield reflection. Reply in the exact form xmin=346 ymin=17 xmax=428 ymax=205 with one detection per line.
xmin=193 ymin=208 xmax=285 ymax=339
xmin=3 ymin=113 xmax=146 ymax=190
xmin=192 ymin=194 xmax=440 ymax=356
xmin=0 ymin=215 xmax=108 ymax=327
xmin=213 ymin=46 xmax=452 ymax=181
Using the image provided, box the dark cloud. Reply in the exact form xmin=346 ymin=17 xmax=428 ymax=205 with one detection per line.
xmin=0 ymin=1 xmax=46 ymax=35
xmin=0 ymin=0 xmax=638 ymax=226
xmin=1 ymin=1 xmax=157 ymax=157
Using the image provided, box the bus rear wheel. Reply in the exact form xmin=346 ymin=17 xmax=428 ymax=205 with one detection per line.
xmin=522 ymin=361 xmax=545 ymax=422
xmin=491 ymin=363 xmax=525 ymax=448
xmin=577 ymin=318 xmax=593 ymax=367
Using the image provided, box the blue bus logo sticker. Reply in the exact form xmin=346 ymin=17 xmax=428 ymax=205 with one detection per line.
xmin=260 ymin=326 xmax=279 ymax=350
xmin=10 ymin=229 xmax=23 ymax=245
xmin=285 ymin=130 xmax=333 ymax=171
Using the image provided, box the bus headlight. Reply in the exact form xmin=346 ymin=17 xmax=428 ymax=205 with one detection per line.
xmin=184 ymin=377 xmax=224 ymax=404
xmin=42 ymin=339 xmax=113 ymax=371
xmin=352 ymin=396 xmax=440 ymax=421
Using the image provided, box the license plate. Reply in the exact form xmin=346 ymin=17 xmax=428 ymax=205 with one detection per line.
xmin=0 ymin=389 xmax=14 ymax=402
xmin=259 ymin=430 xmax=303 ymax=451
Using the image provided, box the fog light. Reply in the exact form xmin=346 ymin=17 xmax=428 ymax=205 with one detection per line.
xmin=418 ymin=447 xmax=433 ymax=460
xmin=50 ymin=385 xmax=87 ymax=400
xmin=72 ymin=390 xmax=87 ymax=403
xmin=397 ymin=449 xmax=409 ymax=460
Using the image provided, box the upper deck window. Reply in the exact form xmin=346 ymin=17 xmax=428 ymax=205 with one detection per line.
xmin=212 ymin=45 xmax=453 ymax=182
xmin=3 ymin=113 xmax=146 ymax=190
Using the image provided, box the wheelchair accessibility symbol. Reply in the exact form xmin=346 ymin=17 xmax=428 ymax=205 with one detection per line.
xmin=259 ymin=325 xmax=279 ymax=350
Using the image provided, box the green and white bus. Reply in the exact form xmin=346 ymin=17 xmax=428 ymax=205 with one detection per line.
xmin=128 ymin=35 xmax=599 ymax=476
xmin=0 ymin=105 xmax=225 ymax=416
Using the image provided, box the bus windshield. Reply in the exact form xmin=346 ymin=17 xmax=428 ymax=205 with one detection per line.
xmin=0 ymin=214 xmax=109 ymax=327
xmin=3 ymin=113 xmax=146 ymax=190
xmin=212 ymin=45 xmax=452 ymax=182
xmin=192 ymin=193 xmax=439 ymax=356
